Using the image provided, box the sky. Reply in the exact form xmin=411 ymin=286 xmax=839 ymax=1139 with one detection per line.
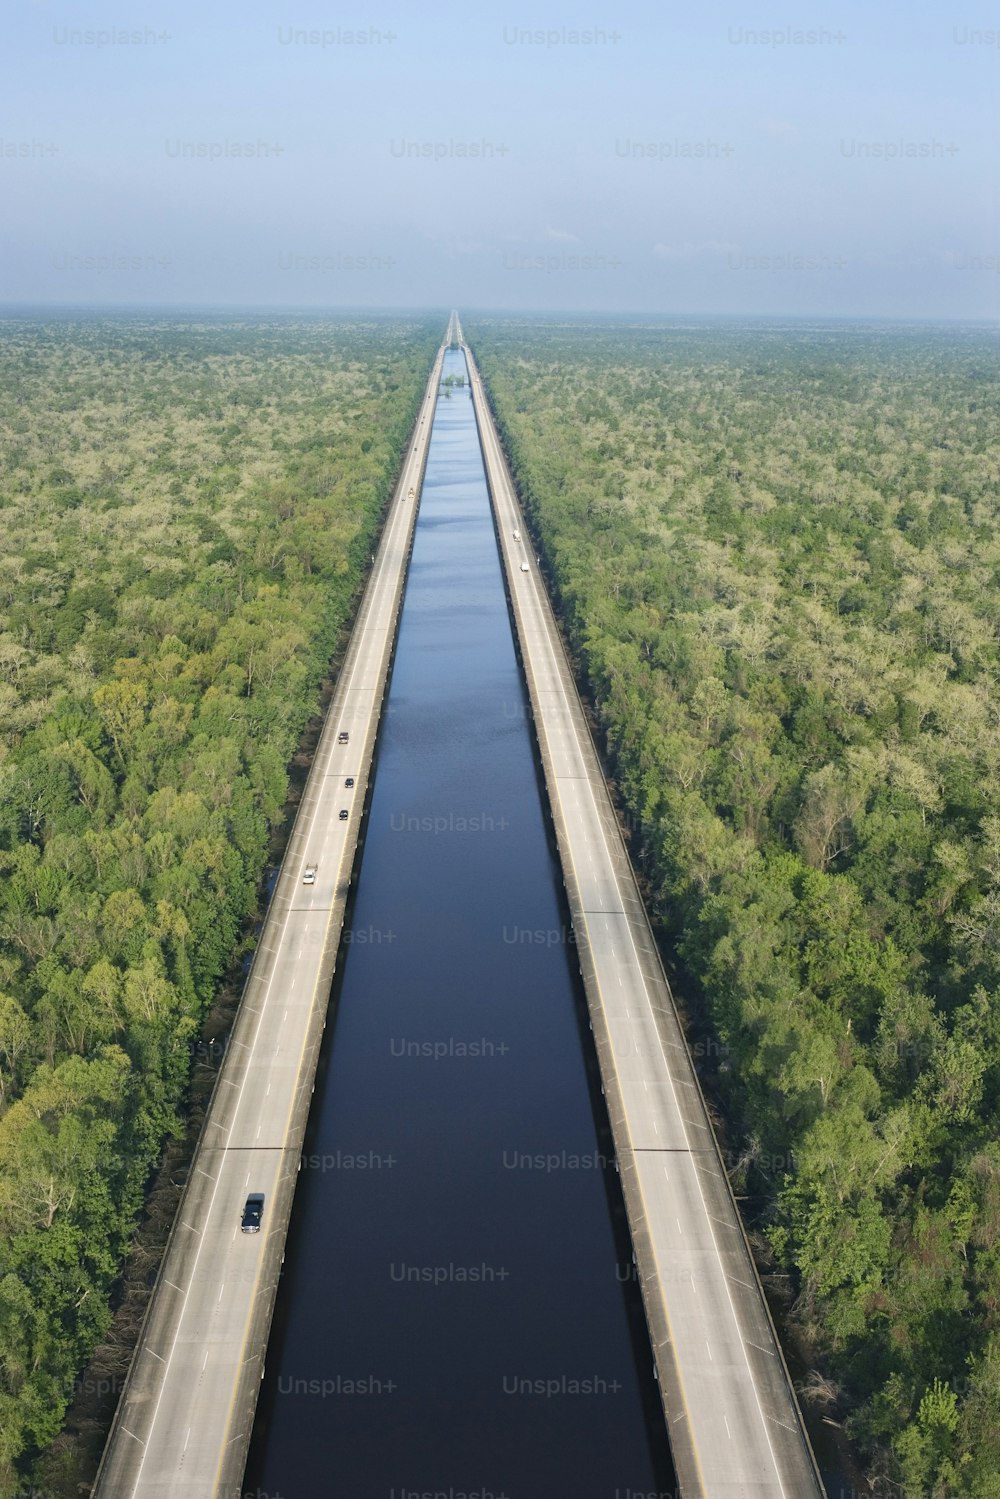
xmin=2 ymin=0 xmax=999 ymax=318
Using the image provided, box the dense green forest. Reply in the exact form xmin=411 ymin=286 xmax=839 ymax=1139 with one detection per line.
xmin=469 ymin=316 xmax=1000 ymax=1496
xmin=0 ymin=312 xmax=438 ymax=1492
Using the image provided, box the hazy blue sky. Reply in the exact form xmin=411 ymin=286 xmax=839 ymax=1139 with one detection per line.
xmin=3 ymin=0 xmax=998 ymax=316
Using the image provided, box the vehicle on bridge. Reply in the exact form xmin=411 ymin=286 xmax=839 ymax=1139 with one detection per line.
xmin=513 ymin=528 xmax=521 ymax=542
xmin=520 ymin=561 xmax=530 ymax=573
xmin=339 ymin=809 xmax=349 ymax=821
xmin=407 ymin=485 xmax=415 ymax=500
xmin=338 ymin=731 xmax=349 ymax=744
xmin=241 ymin=1194 xmax=264 ymax=1234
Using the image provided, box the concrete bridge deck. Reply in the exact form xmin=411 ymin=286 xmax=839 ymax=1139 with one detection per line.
xmin=94 ymin=344 xmax=445 ymax=1499
xmin=465 ymin=333 xmax=825 ymax=1499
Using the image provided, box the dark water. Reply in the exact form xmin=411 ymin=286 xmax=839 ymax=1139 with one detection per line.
xmin=244 ymin=351 xmax=676 ymax=1499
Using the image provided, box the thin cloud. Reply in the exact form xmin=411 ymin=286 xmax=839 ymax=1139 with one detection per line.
xmin=759 ymin=119 xmax=799 ymax=141
xmin=653 ymin=240 xmax=739 ymax=262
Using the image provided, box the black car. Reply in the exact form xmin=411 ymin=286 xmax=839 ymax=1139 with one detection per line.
xmin=345 ymin=777 xmax=355 ymax=788
xmin=338 ymin=730 xmax=349 ymax=744
xmin=241 ymin=1193 xmax=264 ymax=1233
xmin=339 ymin=808 xmax=349 ymax=821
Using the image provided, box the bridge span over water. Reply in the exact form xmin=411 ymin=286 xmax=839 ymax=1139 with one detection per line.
xmin=96 ymin=318 xmax=823 ymax=1499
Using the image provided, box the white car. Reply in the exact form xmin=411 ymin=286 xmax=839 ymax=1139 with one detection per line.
xmin=302 ymin=865 xmax=317 ymax=886
xmin=520 ymin=561 xmax=530 ymax=573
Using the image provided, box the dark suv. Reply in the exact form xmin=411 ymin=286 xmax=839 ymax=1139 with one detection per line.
xmin=241 ymin=1193 xmax=264 ymax=1233
xmin=338 ymin=731 xmax=349 ymax=745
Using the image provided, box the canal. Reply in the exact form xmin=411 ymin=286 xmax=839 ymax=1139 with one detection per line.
xmin=243 ymin=348 xmax=676 ymax=1498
